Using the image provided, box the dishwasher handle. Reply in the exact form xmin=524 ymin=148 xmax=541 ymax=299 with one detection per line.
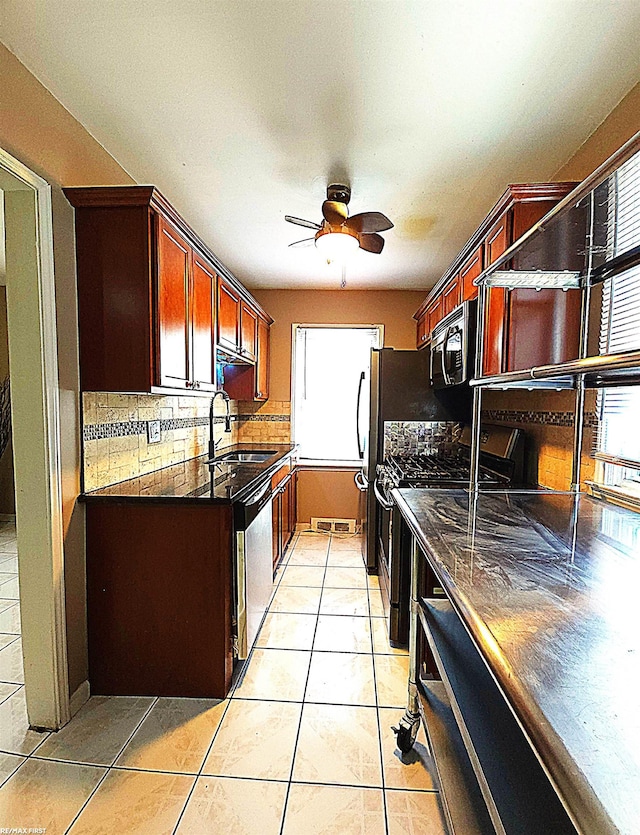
xmin=373 ymin=478 xmax=393 ymax=511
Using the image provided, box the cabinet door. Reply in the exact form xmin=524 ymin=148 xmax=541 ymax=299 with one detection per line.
xmin=256 ymin=317 xmax=270 ymax=400
xmin=442 ymin=276 xmax=461 ymax=316
xmin=217 ymin=277 xmax=241 ymax=354
xmin=460 ymin=246 xmax=483 ymax=302
xmin=482 ymin=213 xmax=511 ymax=376
xmin=272 ymin=491 xmax=281 ymax=570
xmin=157 ymin=218 xmax=190 ymax=389
xmin=280 ymin=477 xmax=291 ymax=553
xmin=416 ymin=313 xmax=428 ymax=349
xmin=191 ymin=254 xmax=216 ymax=390
xmin=240 ymin=302 xmax=258 ymax=362
xmin=288 ymin=471 xmax=297 ymax=543
xmin=428 ymin=296 xmax=444 ymax=333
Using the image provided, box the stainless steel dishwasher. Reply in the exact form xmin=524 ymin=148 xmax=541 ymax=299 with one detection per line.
xmin=234 ymin=480 xmax=274 ymax=660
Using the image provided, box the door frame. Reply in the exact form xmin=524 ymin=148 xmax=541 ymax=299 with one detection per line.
xmin=0 ymin=146 xmax=70 ymax=729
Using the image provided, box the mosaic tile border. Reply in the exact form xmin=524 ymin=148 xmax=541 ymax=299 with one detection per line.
xmin=83 ymin=415 xmax=232 ymax=442
xmin=482 ymin=409 xmax=598 ymax=428
xmin=83 ymin=413 xmax=290 ymax=441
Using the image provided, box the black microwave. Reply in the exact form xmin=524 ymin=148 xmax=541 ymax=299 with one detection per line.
xmin=430 ymin=299 xmax=477 ymax=388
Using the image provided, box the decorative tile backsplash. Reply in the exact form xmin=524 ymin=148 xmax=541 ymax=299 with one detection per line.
xmin=82 ymin=393 xmax=292 ymax=492
xmin=383 ymin=421 xmax=462 ymax=459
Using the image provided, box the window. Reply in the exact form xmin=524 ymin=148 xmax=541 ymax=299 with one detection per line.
xmin=596 ymin=150 xmax=640 ymax=495
xmin=292 ymin=325 xmax=383 ymax=462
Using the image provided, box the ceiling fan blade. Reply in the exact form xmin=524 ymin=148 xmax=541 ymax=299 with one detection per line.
xmin=288 ymin=237 xmax=316 ymax=248
xmin=322 ymin=200 xmax=348 ymax=225
xmin=359 ymin=233 xmax=385 ymax=254
xmin=285 ymin=215 xmax=321 ymax=230
xmin=346 ymin=211 xmax=394 ymax=235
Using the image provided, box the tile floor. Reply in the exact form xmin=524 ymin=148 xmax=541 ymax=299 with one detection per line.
xmin=0 ymin=525 xmax=447 ymax=834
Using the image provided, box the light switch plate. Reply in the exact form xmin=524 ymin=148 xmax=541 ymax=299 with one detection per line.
xmin=147 ymin=420 xmax=161 ymax=444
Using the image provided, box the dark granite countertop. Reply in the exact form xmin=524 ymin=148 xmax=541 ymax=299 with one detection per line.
xmin=392 ymin=487 xmax=640 ymax=835
xmin=81 ymin=444 xmax=295 ymax=504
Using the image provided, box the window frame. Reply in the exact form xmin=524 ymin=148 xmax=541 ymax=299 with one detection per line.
xmin=290 ymin=323 xmax=384 ymax=465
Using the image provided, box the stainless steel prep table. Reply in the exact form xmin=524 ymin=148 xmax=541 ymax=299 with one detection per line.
xmin=391 ymin=488 xmax=640 ymax=835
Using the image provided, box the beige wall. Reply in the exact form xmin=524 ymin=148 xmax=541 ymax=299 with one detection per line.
xmin=0 ymin=44 xmax=134 ymax=696
xmin=297 ymin=469 xmax=361 ymax=527
xmin=554 ymin=80 xmax=640 ymax=182
xmin=252 ymin=289 xmax=425 ymax=402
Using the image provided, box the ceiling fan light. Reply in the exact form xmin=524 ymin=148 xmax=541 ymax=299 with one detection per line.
xmin=315 ymin=229 xmax=359 ymax=259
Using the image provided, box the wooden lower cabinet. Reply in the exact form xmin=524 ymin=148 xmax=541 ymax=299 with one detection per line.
xmin=86 ymin=501 xmax=234 ymax=699
xmin=272 ymin=466 xmax=297 ymax=571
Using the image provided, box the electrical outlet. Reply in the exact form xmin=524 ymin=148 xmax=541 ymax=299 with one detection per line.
xmin=147 ymin=420 xmax=161 ymax=444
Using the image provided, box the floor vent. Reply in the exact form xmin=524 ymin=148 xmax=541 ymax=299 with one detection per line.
xmin=310 ymin=517 xmax=356 ymax=534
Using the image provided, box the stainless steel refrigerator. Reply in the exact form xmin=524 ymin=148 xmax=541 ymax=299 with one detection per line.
xmin=355 ymin=348 xmax=471 ymax=572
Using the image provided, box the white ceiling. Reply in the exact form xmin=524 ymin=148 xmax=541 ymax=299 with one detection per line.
xmin=2 ymin=1 xmax=640 ymax=290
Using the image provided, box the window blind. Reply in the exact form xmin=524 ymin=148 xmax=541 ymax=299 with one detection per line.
xmin=597 ymin=151 xmax=640 ymax=466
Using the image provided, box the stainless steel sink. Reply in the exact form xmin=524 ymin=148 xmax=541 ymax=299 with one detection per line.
xmin=217 ymin=450 xmax=276 ymax=463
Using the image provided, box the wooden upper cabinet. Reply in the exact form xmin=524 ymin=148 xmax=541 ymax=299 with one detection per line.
xmin=460 ymin=246 xmax=483 ymax=302
xmin=217 ymin=277 xmax=241 ymax=355
xmin=442 ymin=276 xmax=461 ymax=316
xmin=156 ymin=218 xmax=190 ymax=389
xmin=240 ymin=302 xmax=258 ymax=362
xmin=428 ymin=296 xmax=444 ymax=333
xmin=256 ymin=316 xmax=270 ymax=401
xmin=484 ymin=214 xmax=510 ymax=266
xmin=482 ymin=215 xmax=511 ymax=376
xmin=416 ymin=313 xmax=429 ymax=349
xmin=63 ymin=186 xmax=271 ymax=395
xmin=191 ymin=254 xmax=216 ymax=390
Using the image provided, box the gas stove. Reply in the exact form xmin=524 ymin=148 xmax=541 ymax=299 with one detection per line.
xmin=378 ymin=453 xmax=501 ymax=491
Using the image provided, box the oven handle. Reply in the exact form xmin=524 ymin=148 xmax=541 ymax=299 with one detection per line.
xmin=373 ymin=478 xmax=393 ymax=511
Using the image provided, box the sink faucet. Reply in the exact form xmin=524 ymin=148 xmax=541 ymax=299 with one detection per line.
xmin=209 ymin=391 xmax=231 ymax=460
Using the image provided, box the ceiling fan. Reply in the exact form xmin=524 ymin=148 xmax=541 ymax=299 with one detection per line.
xmin=285 ymin=184 xmax=393 ymax=255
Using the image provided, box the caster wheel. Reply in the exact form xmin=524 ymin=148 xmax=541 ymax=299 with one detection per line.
xmin=392 ymin=721 xmax=418 ymax=754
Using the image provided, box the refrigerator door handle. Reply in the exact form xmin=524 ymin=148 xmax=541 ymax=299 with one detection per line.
xmin=356 ymin=370 xmax=365 ymax=459
xmin=354 ymin=470 xmax=368 ymax=492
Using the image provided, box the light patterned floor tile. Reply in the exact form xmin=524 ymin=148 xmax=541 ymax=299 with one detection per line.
xmin=330 ymin=537 xmax=364 ymax=551
xmin=369 ymin=588 xmax=385 ymax=617
xmin=305 ymin=652 xmax=376 ymax=706
xmin=256 ymin=613 xmax=317 ymax=650
xmin=320 ymin=588 xmax=369 ymax=617
xmin=0 ymin=573 xmax=15 ymax=585
xmin=370 ymin=618 xmax=409 ymax=656
xmin=385 ymin=789 xmax=447 ymax=835
xmin=0 ymin=600 xmax=16 ymax=615
xmin=288 ymin=549 xmax=329 ymax=567
xmin=115 ymin=698 xmax=227 ymax=774
xmin=0 ymin=578 xmax=18 ymax=600
xmin=323 ymin=566 xmax=368 ymax=589
xmin=0 ymin=604 xmax=20 ymax=635
xmin=292 ymin=536 xmax=330 ymax=552
xmin=292 ymin=703 xmax=382 ymax=787
xmin=69 ymin=768 xmax=194 ymax=834
xmin=270 ymin=585 xmax=322 ymax=614
xmin=0 ymin=757 xmax=104 ymax=834
xmin=202 ymin=698 xmax=301 ymax=779
xmin=0 ymin=639 xmax=23 ymax=684
xmin=0 ymin=682 xmax=20 ymax=707
xmin=313 ymin=615 xmax=372 ymax=653
xmin=0 ymin=557 xmax=18 ymax=573
xmin=234 ymin=648 xmax=311 ymax=701
xmin=374 ymin=655 xmax=410 ymax=708
xmin=367 ymin=573 xmax=380 ymax=589
xmin=327 ymin=550 xmax=365 ymax=568
xmin=35 ymin=696 xmax=154 ymax=766
xmin=0 ymin=688 xmax=49 ymax=755
xmin=0 ymin=752 xmax=25 ymax=787
xmin=176 ymin=776 xmax=287 ymax=835
xmin=281 ymin=565 xmax=326 ymax=588
xmin=283 ymin=783 xmax=385 ymax=835
xmin=0 ymin=635 xmax=18 ymax=651
xmin=378 ymin=708 xmax=437 ymax=791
